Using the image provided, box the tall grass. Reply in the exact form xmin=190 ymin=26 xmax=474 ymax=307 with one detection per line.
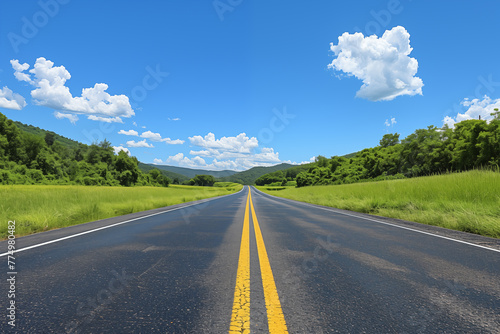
xmin=0 ymin=184 xmax=242 ymax=238
xmin=257 ymin=170 xmax=500 ymax=238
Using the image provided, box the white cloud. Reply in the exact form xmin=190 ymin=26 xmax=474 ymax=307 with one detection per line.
xmin=140 ymin=130 xmax=185 ymax=144
xmin=166 ymin=153 xmax=207 ymax=168
xmin=54 ymin=111 xmax=79 ymax=124
xmin=140 ymin=130 xmax=163 ymax=142
xmin=11 ymin=57 xmax=134 ymax=122
xmin=166 ymin=153 xmax=184 ymax=163
xmin=10 ymin=60 xmax=32 ymax=83
xmin=328 ymin=26 xmax=423 ymax=101
xmin=443 ymin=95 xmax=500 ymax=128
xmin=189 ymin=132 xmax=258 ymax=153
xmin=0 ymin=86 xmax=27 ymax=110
xmin=168 ymin=117 xmax=181 ymax=121
xmin=126 ymin=139 xmax=154 ymax=148
xmin=164 ymin=138 xmax=184 ymax=145
xmin=385 ymin=117 xmax=397 ymax=127
xmin=153 ymin=158 xmax=163 ymax=164
xmin=87 ymin=115 xmax=123 ymax=123
xmin=165 ymin=132 xmax=288 ymax=171
xmin=113 ymin=146 xmax=130 ymax=156
xmin=118 ymin=129 xmax=139 ymax=136
xmin=191 ymin=156 xmax=206 ymax=166
xmin=133 ymin=121 xmax=138 ymax=127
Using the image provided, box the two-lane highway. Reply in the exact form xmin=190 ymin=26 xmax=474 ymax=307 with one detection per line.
xmin=1 ymin=186 xmax=499 ymax=333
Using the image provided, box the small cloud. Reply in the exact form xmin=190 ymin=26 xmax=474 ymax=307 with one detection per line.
xmin=140 ymin=130 xmax=185 ymax=144
xmin=126 ymin=139 xmax=154 ymax=148
xmin=153 ymin=158 xmax=163 ymax=164
xmin=163 ymin=138 xmax=184 ymax=145
xmin=118 ymin=129 xmax=139 ymax=136
xmin=54 ymin=111 xmax=79 ymax=124
xmin=166 ymin=153 xmax=206 ymax=168
xmin=133 ymin=121 xmax=138 ymax=127
xmin=140 ymin=130 xmax=163 ymax=142
xmin=0 ymin=86 xmax=27 ymax=110
xmin=385 ymin=117 xmax=397 ymax=127
xmin=142 ymin=125 xmax=146 ymax=129
xmin=168 ymin=117 xmax=181 ymax=121
xmin=87 ymin=115 xmax=123 ymax=123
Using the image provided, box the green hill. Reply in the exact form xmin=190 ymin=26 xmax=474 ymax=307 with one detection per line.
xmin=140 ymin=163 xmax=237 ymax=179
xmin=13 ymin=121 xmax=83 ymax=151
xmin=137 ymin=163 xmax=189 ymax=183
xmin=0 ymin=112 xmax=169 ymax=187
xmin=219 ymin=163 xmax=294 ymax=185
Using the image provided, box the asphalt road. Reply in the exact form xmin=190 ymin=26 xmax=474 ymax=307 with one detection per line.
xmin=1 ymin=186 xmax=499 ymax=333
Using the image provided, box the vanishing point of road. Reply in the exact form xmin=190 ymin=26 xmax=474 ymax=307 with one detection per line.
xmin=1 ymin=186 xmax=499 ymax=333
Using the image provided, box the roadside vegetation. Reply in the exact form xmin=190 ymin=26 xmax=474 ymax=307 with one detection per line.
xmin=257 ymin=170 xmax=500 ymax=238
xmin=256 ymin=112 xmax=500 ymax=187
xmin=0 ymin=182 xmax=242 ymax=238
xmin=0 ymin=112 xmax=170 ymax=187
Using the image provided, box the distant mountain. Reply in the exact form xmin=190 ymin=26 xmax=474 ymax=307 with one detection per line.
xmin=137 ymin=163 xmax=189 ymax=183
xmin=219 ymin=163 xmax=294 ymax=185
xmin=140 ymin=163 xmax=238 ymax=179
xmin=139 ymin=162 xmax=296 ymax=185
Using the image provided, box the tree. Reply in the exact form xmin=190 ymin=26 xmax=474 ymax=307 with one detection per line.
xmin=115 ymin=151 xmax=140 ymax=186
xmin=380 ymin=133 xmax=400 ymax=148
xmin=330 ymin=156 xmax=347 ymax=173
xmin=191 ymin=174 xmax=215 ymax=186
xmin=315 ymin=155 xmax=329 ymax=167
xmin=148 ymin=168 xmax=170 ymax=187
xmin=44 ymin=132 xmax=55 ymax=146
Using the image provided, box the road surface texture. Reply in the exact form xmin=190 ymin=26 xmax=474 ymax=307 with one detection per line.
xmin=1 ymin=186 xmax=499 ymax=333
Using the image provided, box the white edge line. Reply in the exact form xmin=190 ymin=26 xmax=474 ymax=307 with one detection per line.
xmin=251 ymin=186 xmax=500 ymax=254
xmin=0 ymin=186 xmax=246 ymax=257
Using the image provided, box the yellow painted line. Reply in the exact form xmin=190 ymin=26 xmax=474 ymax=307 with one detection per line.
xmin=229 ymin=190 xmax=251 ymax=334
xmin=249 ymin=188 xmax=288 ymax=333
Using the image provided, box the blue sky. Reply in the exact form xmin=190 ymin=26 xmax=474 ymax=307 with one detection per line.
xmin=1 ymin=0 xmax=500 ymax=170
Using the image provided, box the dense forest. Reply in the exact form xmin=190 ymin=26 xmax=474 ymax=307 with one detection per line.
xmin=0 ymin=112 xmax=170 ymax=187
xmin=256 ymin=111 xmax=500 ymax=187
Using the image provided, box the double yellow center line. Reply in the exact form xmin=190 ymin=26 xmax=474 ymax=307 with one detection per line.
xmin=229 ymin=187 xmax=288 ymax=333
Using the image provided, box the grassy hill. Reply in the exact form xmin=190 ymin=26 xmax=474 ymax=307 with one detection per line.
xmin=256 ymin=170 xmax=500 ymax=238
xmin=14 ymin=121 xmax=83 ymax=150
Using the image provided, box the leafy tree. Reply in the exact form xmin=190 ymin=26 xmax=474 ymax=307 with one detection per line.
xmin=380 ymin=133 xmax=400 ymax=148
xmin=191 ymin=174 xmax=215 ymax=186
xmin=115 ymin=151 xmax=140 ymax=186
xmin=44 ymin=132 xmax=55 ymax=146
xmin=315 ymin=155 xmax=329 ymax=167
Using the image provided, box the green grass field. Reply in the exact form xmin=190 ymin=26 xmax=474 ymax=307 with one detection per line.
xmin=1 ymin=183 xmax=242 ymax=238
xmin=257 ymin=170 xmax=500 ymax=238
